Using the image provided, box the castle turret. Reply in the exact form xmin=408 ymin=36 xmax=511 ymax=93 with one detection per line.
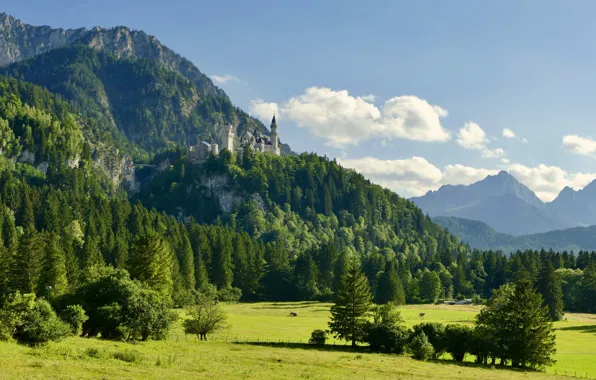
xmin=223 ymin=124 xmax=234 ymax=152
xmin=211 ymin=143 xmax=219 ymax=156
xmin=270 ymin=114 xmax=280 ymax=155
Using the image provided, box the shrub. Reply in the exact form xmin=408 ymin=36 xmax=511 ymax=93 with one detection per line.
xmin=60 ymin=267 xmax=176 ymax=341
xmin=17 ymin=298 xmax=71 ymax=346
xmin=0 ymin=292 xmax=71 ymax=346
xmin=85 ymin=347 xmax=107 ymax=359
xmin=183 ymin=295 xmax=227 ymax=341
xmin=309 ymin=329 xmax=327 ymax=345
xmin=411 ymin=323 xmax=446 ymax=359
xmin=408 ymin=332 xmax=435 ymax=361
xmin=217 ymin=287 xmax=242 ymax=303
xmin=444 ymin=324 xmax=474 ymax=362
xmin=60 ymin=305 xmax=88 ymax=336
xmin=364 ymin=324 xmax=410 ymax=354
xmin=471 ymin=294 xmax=486 ymax=305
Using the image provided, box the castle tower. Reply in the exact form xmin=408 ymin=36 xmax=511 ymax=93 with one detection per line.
xmin=270 ymin=114 xmax=280 ymax=156
xmin=223 ymin=124 xmax=234 ymax=153
xmin=211 ymin=143 xmax=219 ymax=156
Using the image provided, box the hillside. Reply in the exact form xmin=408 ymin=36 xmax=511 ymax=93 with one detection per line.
xmin=0 ymin=14 xmax=291 ymax=159
xmin=411 ymin=171 xmax=572 ymax=235
xmin=435 ymin=216 xmax=596 ymax=252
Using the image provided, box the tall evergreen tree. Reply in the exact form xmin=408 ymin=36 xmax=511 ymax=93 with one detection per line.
xmin=536 ymin=259 xmax=564 ymax=321
xmin=375 ymin=260 xmax=405 ymax=305
xmin=10 ymin=229 xmax=43 ymax=294
xmin=37 ymin=233 xmax=68 ymax=298
xmin=328 ymin=262 xmax=372 ymax=346
xmin=476 ymin=279 xmax=556 ymax=369
xmin=128 ymin=230 xmax=174 ymax=299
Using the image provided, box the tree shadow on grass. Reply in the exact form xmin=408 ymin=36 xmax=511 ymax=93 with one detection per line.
xmin=233 ymin=341 xmax=369 ymax=354
xmin=558 ymin=324 xmax=596 ymax=333
xmin=430 ymin=358 xmax=543 ymax=375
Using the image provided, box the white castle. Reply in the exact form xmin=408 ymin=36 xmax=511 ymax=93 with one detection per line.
xmin=187 ymin=115 xmax=280 ymax=161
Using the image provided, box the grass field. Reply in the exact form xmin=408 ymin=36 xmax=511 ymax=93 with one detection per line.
xmin=1 ymin=302 xmax=595 ymax=379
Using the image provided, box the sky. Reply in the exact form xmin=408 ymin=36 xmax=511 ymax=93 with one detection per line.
xmin=5 ymin=0 xmax=596 ymax=201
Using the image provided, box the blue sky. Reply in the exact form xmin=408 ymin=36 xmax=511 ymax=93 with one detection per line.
xmin=5 ymin=0 xmax=596 ymax=201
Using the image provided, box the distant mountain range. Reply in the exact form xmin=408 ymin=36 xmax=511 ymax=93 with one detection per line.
xmin=410 ymin=170 xmax=596 ymax=249
xmin=433 ymin=216 xmax=596 ymax=252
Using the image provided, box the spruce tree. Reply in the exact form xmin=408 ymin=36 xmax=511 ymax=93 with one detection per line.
xmin=128 ymin=230 xmax=174 ymax=299
xmin=178 ymin=235 xmax=196 ymax=291
xmin=375 ymin=260 xmax=405 ymax=305
xmin=37 ymin=233 xmax=68 ymax=297
xmin=536 ymin=259 xmax=564 ymax=321
xmin=476 ymin=279 xmax=556 ymax=369
xmin=10 ymin=229 xmax=43 ymax=294
xmin=328 ymin=262 xmax=372 ymax=346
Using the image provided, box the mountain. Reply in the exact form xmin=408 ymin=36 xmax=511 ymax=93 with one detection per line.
xmin=410 ymin=171 xmax=571 ymax=235
xmin=435 ymin=216 xmax=596 ymax=252
xmin=548 ymin=180 xmax=596 ymax=226
xmin=0 ymin=14 xmax=291 ymax=159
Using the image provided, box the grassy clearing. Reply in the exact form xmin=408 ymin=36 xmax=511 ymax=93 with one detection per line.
xmin=0 ymin=302 xmax=594 ymax=379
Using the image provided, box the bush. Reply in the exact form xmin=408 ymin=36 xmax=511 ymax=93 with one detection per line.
xmin=183 ymin=295 xmax=227 ymax=341
xmin=60 ymin=305 xmax=88 ymax=336
xmin=471 ymin=294 xmax=486 ymax=305
xmin=309 ymin=329 xmax=327 ymax=345
xmin=364 ymin=324 xmax=410 ymax=354
xmin=217 ymin=287 xmax=242 ymax=303
xmin=408 ymin=332 xmax=435 ymax=361
xmin=444 ymin=324 xmax=474 ymax=362
xmin=60 ymin=267 xmax=176 ymax=341
xmin=0 ymin=292 xmax=71 ymax=346
xmin=411 ymin=323 xmax=446 ymax=359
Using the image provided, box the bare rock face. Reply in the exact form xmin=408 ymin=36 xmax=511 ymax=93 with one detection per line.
xmin=198 ymin=174 xmax=242 ymax=213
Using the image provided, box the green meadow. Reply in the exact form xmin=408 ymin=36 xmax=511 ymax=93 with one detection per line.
xmin=1 ymin=302 xmax=595 ymax=379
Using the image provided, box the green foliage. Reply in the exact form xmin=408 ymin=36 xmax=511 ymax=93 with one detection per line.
xmin=217 ymin=287 xmax=242 ymax=303
xmin=375 ymin=260 xmax=405 ymax=305
xmin=536 ymin=259 xmax=564 ymax=321
xmin=63 ymin=267 xmax=176 ymax=341
xmin=308 ymin=329 xmax=327 ymax=345
xmin=408 ymin=332 xmax=435 ymax=361
xmin=364 ymin=304 xmax=409 ymax=354
xmin=420 ymin=270 xmax=442 ymax=304
xmin=59 ymin=304 xmax=88 ymax=336
xmin=128 ymin=231 xmax=174 ymax=300
xmin=411 ymin=323 xmax=446 ymax=359
xmin=0 ymin=292 xmax=70 ymax=345
xmin=476 ymin=279 xmax=557 ymax=369
xmin=328 ymin=263 xmax=372 ymax=347
xmin=183 ymin=295 xmax=227 ymax=341
xmin=443 ymin=324 xmax=474 ymax=362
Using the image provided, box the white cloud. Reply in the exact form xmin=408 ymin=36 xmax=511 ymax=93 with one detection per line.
xmin=456 ymin=122 xmax=505 ymax=159
xmin=210 ymin=74 xmax=240 ymax=85
xmin=441 ymin=165 xmax=499 ymax=186
xmin=562 ymin=134 xmax=596 ymax=156
xmin=249 ymin=99 xmax=280 ymax=124
xmin=502 ymin=128 xmax=528 ymax=143
xmin=251 ymin=87 xmax=451 ymax=147
xmin=502 ymin=128 xmax=516 ymax=139
xmin=338 ymin=156 xmax=442 ymax=197
xmin=337 ymin=155 xmax=596 ymax=202
xmin=507 ymin=163 xmax=596 ymax=202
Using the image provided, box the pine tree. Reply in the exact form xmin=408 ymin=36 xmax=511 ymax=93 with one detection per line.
xmin=212 ymin=231 xmax=234 ymax=289
xmin=536 ymin=259 xmax=564 ymax=321
xmin=375 ymin=260 xmax=405 ymax=305
xmin=178 ymin=235 xmax=196 ymax=291
xmin=37 ymin=233 xmax=68 ymax=297
xmin=328 ymin=262 xmax=372 ymax=346
xmin=476 ymin=279 xmax=556 ymax=369
xmin=10 ymin=229 xmax=43 ymax=294
xmin=332 ymin=250 xmax=350 ymax=294
xmin=128 ymin=230 xmax=174 ymax=299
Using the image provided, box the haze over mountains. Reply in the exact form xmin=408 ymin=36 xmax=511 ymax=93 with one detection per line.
xmin=410 ymin=171 xmax=596 ymax=250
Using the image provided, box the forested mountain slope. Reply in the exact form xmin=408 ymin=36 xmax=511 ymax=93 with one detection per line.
xmin=0 ymin=14 xmax=291 ymax=160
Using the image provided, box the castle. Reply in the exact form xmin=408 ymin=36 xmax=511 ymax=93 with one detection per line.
xmin=187 ymin=115 xmax=280 ymax=161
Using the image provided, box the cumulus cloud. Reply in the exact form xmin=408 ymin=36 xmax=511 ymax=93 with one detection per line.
xmin=251 ymin=87 xmax=451 ymax=147
xmin=562 ymin=135 xmax=596 ymax=156
xmin=507 ymin=163 xmax=596 ymax=201
xmin=502 ymin=128 xmax=516 ymax=139
xmin=210 ymin=74 xmax=240 ymax=85
xmin=338 ymin=157 xmax=502 ymax=198
xmin=249 ymin=99 xmax=280 ymax=123
xmin=337 ymin=155 xmax=596 ymax=202
xmin=338 ymin=156 xmax=442 ymax=197
xmin=456 ymin=122 xmax=505 ymax=159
